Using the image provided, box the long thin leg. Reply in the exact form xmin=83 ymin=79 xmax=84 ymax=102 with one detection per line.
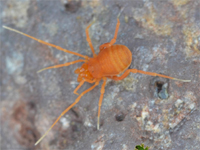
xmin=85 ymin=21 xmax=97 ymax=57
xmin=3 ymin=26 xmax=89 ymax=59
xmin=99 ymin=19 xmax=120 ymax=51
xmin=110 ymin=69 xmax=191 ymax=82
xmin=35 ymin=80 xmax=100 ymax=146
xmin=109 ymin=18 xmax=120 ymax=45
xmin=97 ymin=77 xmax=107 ymax=130
xmin=37 ymin=59 xmax=86 ymax=73
xmin=73 ymin=79 xmax=96 ymax=95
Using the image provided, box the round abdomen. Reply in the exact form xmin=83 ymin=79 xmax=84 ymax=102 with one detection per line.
xmin=97 ymin=44 xmax=132 ymax=76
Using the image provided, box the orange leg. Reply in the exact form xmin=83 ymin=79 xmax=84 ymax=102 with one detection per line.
xmin=3 ymin=26 xmax=89 ymax=59
xmin=37 ymin=59 xmax=86 ymax=73
xmin=110 ymin=69 xmax=191 ymax=82
xmin=85 ymin=21 xmax=97 ymax=57
xmin=35 ymin=80 xmax=100 ymax=146
xmin=97 ymin=77 xmax=107 ymax=130
xmin=99 ymin=18 xmax=120 ymax=51
xmin=109 ymin=18 xmax=120 ymax=45
xmin=73 ymin=79 xmax=96 ymax=95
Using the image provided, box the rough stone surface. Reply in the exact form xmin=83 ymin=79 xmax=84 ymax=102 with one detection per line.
xmin=1 ymin=0 xmax=200 ymax=150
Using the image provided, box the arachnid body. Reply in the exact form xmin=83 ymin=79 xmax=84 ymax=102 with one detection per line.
xmin=3 ymin=18 xmax=190 ymax=145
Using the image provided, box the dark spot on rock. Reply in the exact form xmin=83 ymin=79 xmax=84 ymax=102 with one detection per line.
xmin=71 ymin=121 xmax=82 ymax=132
xmin=150 ymin=77 xmax=169 ymax=99
xmin=71 ymin=107 xmax=79 ymax=118
xmin=156 ymin=81 xmax=164 ymax=93
xmin=115 ymin=112 xmax=125 ymax=122
xmin=155 ymin=81 xmax=169 ymax=99
xmin=62 ymin=0 xmax=81 ymax=13
xmin=27 ymin=101 xmax=36 ymax=109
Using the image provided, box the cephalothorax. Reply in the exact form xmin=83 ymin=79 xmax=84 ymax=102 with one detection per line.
xmin=3 ymin=18 xmax=190 ymax=145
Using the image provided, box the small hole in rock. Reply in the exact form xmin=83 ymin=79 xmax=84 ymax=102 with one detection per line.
xmin=156 ymin=81 xmax=164 ymax=93
xmin=63 ymin=0 xmax=81 ymax=13
xmin=155 ymin=81 xmax=169 ymax=99
xmin=115 ymin=112 xmax=125 ymax=122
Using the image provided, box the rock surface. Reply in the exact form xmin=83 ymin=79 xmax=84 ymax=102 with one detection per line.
xmin=1 ymin=0 xmax=200 ymax=149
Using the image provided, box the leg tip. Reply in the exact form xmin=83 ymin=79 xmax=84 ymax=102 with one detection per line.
xmin=173 ymin=78 xmax=191 ymax=82
xmin=37 ymin=68 xmax=47 ymax=73
xmin=97 ymin=117 xmax=100 ymax=130
xmin=37 ymin=70 xmax=42 ymax=73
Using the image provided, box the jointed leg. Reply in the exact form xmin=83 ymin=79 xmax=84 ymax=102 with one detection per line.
xmin=99 ymin=19 xmax=120 ymax=51
xmin=110 ymin=69 xmax=191 ymax=82
xmin=37 ymin=59 xmax=86 ymax=73
xmin=97 ymin=77 xmax=107 ymax=130
xmin=3 ymin=26 xmax=88 ymax=59
xmin=73 ymin=79 xmax=96 ymax=95
xmin=85 ymin=21 xmax=97 ymax=57
xmin=35 ymin=80 xmax=100 ymax=146
xmin=109 ymin=18 xmax=120 ymax=45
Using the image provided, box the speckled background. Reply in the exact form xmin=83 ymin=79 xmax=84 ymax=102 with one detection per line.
xmin=1 ymin=0 xmax=200 ymax=150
